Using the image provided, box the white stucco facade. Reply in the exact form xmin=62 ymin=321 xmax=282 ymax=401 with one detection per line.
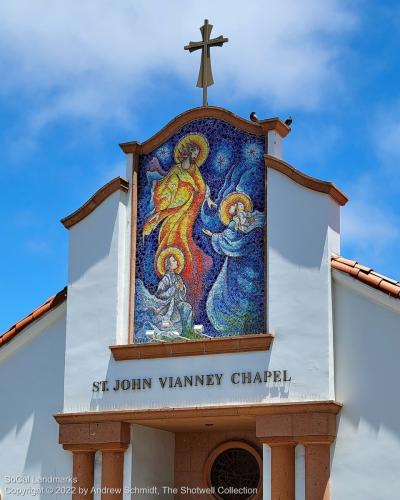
xmin=0 ymin=110 xmax=399 ymax=500
xmin=331 ymin=271 xmax=400 ymax=500
xmin=0 ymin=306 xmax=71 ymax=498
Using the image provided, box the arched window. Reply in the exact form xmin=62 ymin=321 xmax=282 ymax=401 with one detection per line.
xmin=204 ymin=441 xmax=262 ymax=500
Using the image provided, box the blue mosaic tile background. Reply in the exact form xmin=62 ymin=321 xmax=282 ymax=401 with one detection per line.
xmin=134 ymin=118 xmax=266 ymax=342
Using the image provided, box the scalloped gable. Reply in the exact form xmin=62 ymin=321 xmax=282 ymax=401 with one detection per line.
xmin=119 ymin=106 xmax=290 ymax=155
xmin=61 ymin=177 xmax=129 ymax=229
xmin=265 ymin=155 xmax=348 ymax=206
xmin=118 ymin=106 xmax=347 ymax=206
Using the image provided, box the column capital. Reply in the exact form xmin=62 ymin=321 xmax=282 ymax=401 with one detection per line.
xmin=59 ymin=421 xmax=130 ymax=452
xmin=256 ymin=411 xmax=338 ymax=444
xmin=301 ymin=436 xmax=336 ymax=445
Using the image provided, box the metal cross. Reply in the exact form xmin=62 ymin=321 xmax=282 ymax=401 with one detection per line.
xmin=184 ymin=19 xmax=228 ymax=107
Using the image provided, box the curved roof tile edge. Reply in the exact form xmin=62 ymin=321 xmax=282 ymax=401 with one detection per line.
xmin=0 ymin=287 xmax=67 ymax=350
xmin=332 ymin=255 xmax=400 ymax=299
xmin=119 ymin=106 xmax=291 ymax=155
xmin=61 ymin=177 xmax=129 ymax=229
xmin=266 ymin=155 xmax=348 ymax=206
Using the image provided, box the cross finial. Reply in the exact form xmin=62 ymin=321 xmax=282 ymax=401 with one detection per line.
xmin=184 ymin=19 xmax=228 ymax=107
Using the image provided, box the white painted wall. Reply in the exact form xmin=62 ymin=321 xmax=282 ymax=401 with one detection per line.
xmin=60 ymin=164 xmax=341 ymax=412
xmin=262 ymin=444 xmax=271 ymax=500
xmin=295 ymin=445 xmax=305 ymax=500
xmin=267 ymin=167 xmax=340 ymax=401
xmin=131 ymin=425 xmax=174 ymax=499
xmin=0 ymin=306 xmax=71 ymax=500
xmin=267 ymin=130 xmax=283 ymax=158
xmin=331 ymin=272 xmax=400 ymax=500
xmin=123 ymin=443 xmax=133 ymax=500
xmin=8 ymin=116 xmax=400 ymax=500
xmin=4 ymin=135 xmax=400 ymax=500
xmin=63 ymin=189 xmax=129 ymax=411
xmin=93 ymin=451 xmax=102 ymax=500
xmin=261 ymin=444 xmax=304 ymax=500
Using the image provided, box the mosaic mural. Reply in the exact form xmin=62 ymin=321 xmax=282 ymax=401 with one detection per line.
xmin=134 ymin=118 xmax=266 ymax=342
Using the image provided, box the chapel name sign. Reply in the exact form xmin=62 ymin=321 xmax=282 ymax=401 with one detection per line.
xmin=92 ymin=370 xmax=291 ymax=392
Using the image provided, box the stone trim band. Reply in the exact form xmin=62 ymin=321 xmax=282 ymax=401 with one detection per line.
xmin=55 ymin=400 xmax=341 ymax=425
xmin=110 ymin=333 xmax=273 ymax=360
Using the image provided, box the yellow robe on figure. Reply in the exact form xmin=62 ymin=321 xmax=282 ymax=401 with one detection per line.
xmin=143 ymin=163 xmax=212 ymax=311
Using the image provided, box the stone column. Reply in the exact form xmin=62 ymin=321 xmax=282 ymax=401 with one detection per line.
xmin=267 ymin=440 xmax=295 ymax=500
xmin=72 ymin=451 xmax=95 ymax=500
xmin=256 ymin=410 xmax=339 ymax=500
xmin=101 ymin=449 xmax=126 ymax=500
xmin=304 ymin=441 xmax=332 ymax=500
xmin=58 ymin=422 xmax=130 ymax=500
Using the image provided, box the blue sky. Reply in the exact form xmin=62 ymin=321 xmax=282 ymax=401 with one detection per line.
xmin=1 ymin=0 xmax=399 ymax=332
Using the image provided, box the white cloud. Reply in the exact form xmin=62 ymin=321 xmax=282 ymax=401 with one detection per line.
xmin=13 ymin=209 xmax=37 ymax=228
xmin=374 ymin=115 xmax=400 ymax=167
xmin=95 ymin=161 xmax=126 ymax=189
xmin=341 ymin=173 xmax=400 ymax=263
xmin=342 ymin=201 xmax=399 ymax=250
xmin=286 ymin=123 xmax=342 ymax=166
xmin=25 ymin=238 xmax=51 ymax=256
xmin=340 ymin=105 xmax=400 ymax=271
xmin=0 ymin=0 xmax=356 ymax=129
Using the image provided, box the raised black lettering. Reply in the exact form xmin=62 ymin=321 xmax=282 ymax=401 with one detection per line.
xmin=159 ymin=377 xmax=167 ymax=388
xmin=121 ymin=379 xmax=130 ymax=390
xmin=143 ymin=378 xmax=152 ymax=389
xmin=283 ymin=370 xmax=291 ymax=382
xmin=174 ymin=377 xmax=183 ymax=388
xmin=131 ymin=379 xmax=141 ymax=390
xmin=206 ymin=375 xmax=214 ymax=385
xmin=195 ymin=375 xmax=204 ymax=386
xmin=264 ymin=371 xmax=272 ymax=382
xmin=242 ymin=372 xmax=252 ymax=384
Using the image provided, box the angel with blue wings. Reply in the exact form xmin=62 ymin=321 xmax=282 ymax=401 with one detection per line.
xmin=203 ymin=192 xmax=265 ymax=335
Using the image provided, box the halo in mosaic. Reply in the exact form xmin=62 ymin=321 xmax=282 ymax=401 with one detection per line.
xmin=134 ymin=118 xmax=266 ymax=342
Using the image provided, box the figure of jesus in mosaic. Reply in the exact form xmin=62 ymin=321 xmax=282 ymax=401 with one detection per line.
xmin=143 ymin=133 xmax=216 ymax=311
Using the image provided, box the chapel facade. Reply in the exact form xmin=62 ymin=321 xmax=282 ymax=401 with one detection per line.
xmin=0 ymin=106 xmax=400 ymax=500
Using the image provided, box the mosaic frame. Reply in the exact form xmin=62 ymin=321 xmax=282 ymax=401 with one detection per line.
xmin=129 ymin=112 xmax=269 ymax=344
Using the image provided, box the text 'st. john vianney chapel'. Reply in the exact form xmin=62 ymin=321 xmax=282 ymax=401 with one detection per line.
xmin=1 ymin=20 xmax=400 ymax=500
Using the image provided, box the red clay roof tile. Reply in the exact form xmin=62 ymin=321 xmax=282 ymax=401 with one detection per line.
xmin=354 ymin=263 xmax=371 ymax=273
xmin=0 ymin=287 xmax=67 ymax=349
xmin=331 ymin=255 xmax=400 ymax=300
